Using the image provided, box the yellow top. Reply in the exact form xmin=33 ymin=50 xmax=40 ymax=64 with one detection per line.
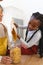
xmin=0 ymin=37 xmax=8 ymax=55
xmin=0 ymin=23 xmax=8 ymax=55
xmin=12 ymin=28 xmax=17 ymax=42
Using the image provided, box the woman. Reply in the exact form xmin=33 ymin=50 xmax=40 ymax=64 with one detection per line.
xmin=0 ymin=5 xmax=12 ymax=64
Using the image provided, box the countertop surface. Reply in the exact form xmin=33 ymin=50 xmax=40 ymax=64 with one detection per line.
xmin=0 ymin=54 xmax=43 ymax=65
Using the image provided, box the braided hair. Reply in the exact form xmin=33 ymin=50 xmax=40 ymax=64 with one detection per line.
xmin=29 ymin=12 xmax=43 ymax=57
xmin=25 ymin=12 xmax=43 ymax=57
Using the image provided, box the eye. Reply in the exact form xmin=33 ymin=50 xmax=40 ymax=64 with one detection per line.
xmin=32 ymin=25 xmax=36 ymax=27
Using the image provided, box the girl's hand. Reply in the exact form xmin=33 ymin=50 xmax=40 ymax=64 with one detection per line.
xmin=1 ymin=56 xmax=12 ymax=64
xmin=14 ymin=23 xmax=18 ymax=28
xmin=17 ymin=34 xmax=20 ymax=39
xmin=21 ymin=43 xmax=28 ymax=49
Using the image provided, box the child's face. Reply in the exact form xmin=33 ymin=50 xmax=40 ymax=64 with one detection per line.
xmin=28 ymin=18 xmax=40 ymax=31
xmin=0 ymin=8 xmax=3 ymax=22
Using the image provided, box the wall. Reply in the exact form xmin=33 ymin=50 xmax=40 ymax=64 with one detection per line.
xmin=0 ymin=0 xmax=43 ymax=38
xmin=2 ymin=6 xmax=24 ymax=40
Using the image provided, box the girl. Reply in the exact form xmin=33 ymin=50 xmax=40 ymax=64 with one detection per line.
xmin=14 ymin=12 xmax=43 ymax=57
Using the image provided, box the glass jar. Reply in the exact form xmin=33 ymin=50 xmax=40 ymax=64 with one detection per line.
xmin=10 ymin=41 xmax=21 ymax=63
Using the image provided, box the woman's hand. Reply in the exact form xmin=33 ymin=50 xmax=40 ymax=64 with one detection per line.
xmin=1 ymin=56 xmax=12 ymax=64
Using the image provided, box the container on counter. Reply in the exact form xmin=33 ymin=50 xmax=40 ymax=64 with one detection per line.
xmin=10 ymin=23 xmax=21 ymax=63
xmin=10 ymin=46 xmax=21 ymax=63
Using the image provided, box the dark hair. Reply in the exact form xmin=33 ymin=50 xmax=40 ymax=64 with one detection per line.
xmin=25 ymin=12 xmax=43 ymax=57
xmin=30 ymin=12 xmax=43 ymax=57
xmin=32 ymin=12 xmax=43 ymax=38
xmin=0 ymin=5 xmax=3 ymax=11
xmin=32 ymin=12 xmax=43 ymax=32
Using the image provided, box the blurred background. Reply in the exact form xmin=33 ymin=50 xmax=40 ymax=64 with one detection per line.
xmin=0 ymin=0 xmax=43 ymax=39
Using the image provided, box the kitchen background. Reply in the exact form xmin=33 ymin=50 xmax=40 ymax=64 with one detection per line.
xmin=0 ymin=0 xmax=43 ymax=39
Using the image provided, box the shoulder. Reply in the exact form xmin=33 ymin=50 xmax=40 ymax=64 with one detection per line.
xmin=0 ymin=23 xmax=7 ymax=33
xmin=34 ymin=30 xmax=41 ymax=39
xmin=36 ymin=30 xmax=41 ymax=36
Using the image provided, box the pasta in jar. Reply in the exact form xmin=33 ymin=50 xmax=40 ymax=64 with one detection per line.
xmin=10 ymin=47 xmax=21 ymax=63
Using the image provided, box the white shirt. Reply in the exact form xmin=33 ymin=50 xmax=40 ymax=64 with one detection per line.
xmin=18 ymin=25 xmax=41 ymax=48
xmin=26 ymin=30 xmax=36 ymax=42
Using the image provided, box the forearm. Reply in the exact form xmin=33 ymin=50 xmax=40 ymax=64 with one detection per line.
xmin=17 ymin=35 xmax=29 ymax=48
xmin=13 ymin=22 xmax=27 ymax=29
xmin=18 ymin=25 xmax=27 ymax=29
xmin=20 ymin=38 xmax=29 ymax=48
xmin=20 ymin=30 xmax=41 ymax=48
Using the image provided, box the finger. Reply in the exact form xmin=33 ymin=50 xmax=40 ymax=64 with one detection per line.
xmin=6 ymin=57 xmax=12 ymax=62
xmin=6 ymin=60 xmax=12 ymax=64
xmin=7 ymin=58 xmax=12 ymax=61
xmin=1 ymin=59 xmax=7 ymax=64
xmin=6 ymin=56 xmax=11 ymax=59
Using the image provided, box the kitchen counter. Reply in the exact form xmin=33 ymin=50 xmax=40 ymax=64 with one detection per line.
xmin=0 ymin=54 xmax=43 ymax=65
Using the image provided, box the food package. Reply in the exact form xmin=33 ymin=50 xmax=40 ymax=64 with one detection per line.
xmin=12 ymin=23 xmax=17 ymax=42
xmin=11 ymin=19 xmax=17 ymax=42
xmin=12 ymin=28 xmax=17 ymax=42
